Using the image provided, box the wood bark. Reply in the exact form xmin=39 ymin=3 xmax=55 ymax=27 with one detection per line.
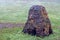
xmin=22 ymin=5 xmax=53 ymax=37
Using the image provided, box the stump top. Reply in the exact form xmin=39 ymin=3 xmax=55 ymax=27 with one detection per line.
xmin=30 ymin=5 xmax=45 ymax=11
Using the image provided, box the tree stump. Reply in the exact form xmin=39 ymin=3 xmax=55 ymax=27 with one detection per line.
xmin=22 ymin=5 xmax=53 ymax=37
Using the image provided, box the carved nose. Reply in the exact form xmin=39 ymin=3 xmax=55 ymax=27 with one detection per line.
xmin=34 ymin=7 xmax=38 ymax=11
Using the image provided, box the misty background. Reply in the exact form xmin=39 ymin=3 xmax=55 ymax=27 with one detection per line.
xmin=0 ymin=0 xmax=60 ymax=23
xmin=0 ymin=0 xmax=60 ymax=6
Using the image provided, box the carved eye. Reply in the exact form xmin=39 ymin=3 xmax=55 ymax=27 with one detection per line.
xmin=34 ymin=10 xmax=38 ymax=13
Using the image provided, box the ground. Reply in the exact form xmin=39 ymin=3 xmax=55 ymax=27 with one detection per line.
xmin=0 ymin=2 xmax=60 ymax=40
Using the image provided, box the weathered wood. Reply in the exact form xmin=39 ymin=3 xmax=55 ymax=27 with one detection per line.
xmin=22 ymin=5 xmax=53 ymax=37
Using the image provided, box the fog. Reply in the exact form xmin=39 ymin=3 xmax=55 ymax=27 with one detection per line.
xmin=0 ymin=0 xmax=60 ymax=6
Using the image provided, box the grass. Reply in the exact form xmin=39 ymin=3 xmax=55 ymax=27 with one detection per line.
xmin=0 ymin=6 xmax=28 ymax=23
xmin=0 ymin=2 xmax=60 ymax=40
xmin=0 ymin=27 xmax=60 ymax=40
xmin=0 ymin=3 xmax=60 ymax=26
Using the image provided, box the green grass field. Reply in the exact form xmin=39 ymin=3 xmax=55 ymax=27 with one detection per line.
xmin=0 ymin=3 xmax=60 ymax=40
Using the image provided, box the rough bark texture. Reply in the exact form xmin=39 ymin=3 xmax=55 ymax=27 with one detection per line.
xmin=22 ymin=5 xmax=53 ymax=37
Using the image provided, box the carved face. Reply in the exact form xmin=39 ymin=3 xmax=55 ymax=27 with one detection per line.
xmin=28 ymin=5 xmax=47 ymax=20
xmin=29 ymin=5 xmax=40 ymax=19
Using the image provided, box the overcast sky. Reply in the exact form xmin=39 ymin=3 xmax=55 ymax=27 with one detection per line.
xmin=0 ymin=0 xmax=60 ymax=6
